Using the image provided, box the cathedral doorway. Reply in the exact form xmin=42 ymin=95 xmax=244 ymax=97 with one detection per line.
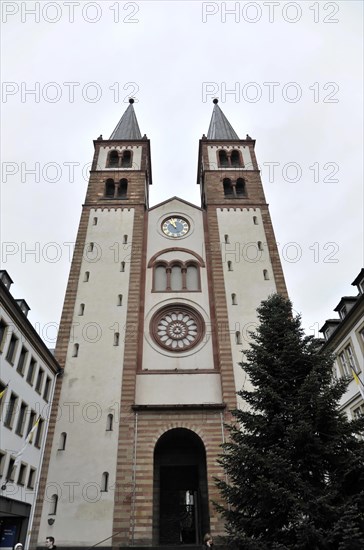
xmin=153 ymin=428 xmax=209 ymax=546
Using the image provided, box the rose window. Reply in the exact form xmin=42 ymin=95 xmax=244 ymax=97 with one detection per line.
xmin=151 ymin=306 xmax=204 ymax=352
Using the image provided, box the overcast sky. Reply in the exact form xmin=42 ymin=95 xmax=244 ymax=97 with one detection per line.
xmin=1 ymin=0 xmax=363 ymax=347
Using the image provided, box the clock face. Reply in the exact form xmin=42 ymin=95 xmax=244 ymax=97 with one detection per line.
xmin=162 ymin=217 xmax=190 ymax=238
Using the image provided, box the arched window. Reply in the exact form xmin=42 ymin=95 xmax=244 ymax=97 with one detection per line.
xmin=186 ymin=264 xmax=199 ymax=290
xmin=154 ymin=264 xmax=168 ymax=291
xmin=232 ymin=293 xmax=237 ymax=305
xmin=121 ymin=150 xmax=132 ymax=167
xmin=101 ymin=472 xmax=109 ymax=492
xmin=78 ymin=303 xmax=85 ymax=316
xmin=263 ymin=270 xmax=269 ymax=280
xmin=224 ymin=234 xmax=230 ymax=244
xmin=106 ymin=414 xmax=113 ymax=431
xmin=118 ymin=178 xmax=128 ymax=199
xmin=218 ymin=150 xmax=229 ymax=167
xmin=49 ymin=494 xmax=58 ymax=515
xmin=84 ymin=271 xmax=90 ymax=282
xmin=170 ymin=265 xmax=183 ymax=291
xmin=236 ymin=178 xmax=246 ymax=196
xmin=117 ymin=294 xmax=123 ymax=306
xmin=257 ymin=241 xmax=263 ymax=251
xmin=231 ymin=150 xmax=241 ymax=167
xmin=105 ymin=179 xmax=115 ymax=197
xmin=253 ymin=216 xmax=258 ymax=225
xmin=114 ymin=333 xmax=120 ymax=346
xmin=223 ymin=178 xmax=233 ymax=197
xmin=72 ymin=344 xmax=79 ymax=357
xmin=227 ymin=261 xmax=233 ymax=271
xmin=58 ymin=432 xmax=67 ymax=451
xmin=235 ymin=331 xmax=242 ymax=345
xmin=93 ymin=217 xmax=98 ymax=225
xmin=120 ymin=262 xmax=125 ymax=272
xmin=108 ymin=150 xmax=119 ymax=168
xmin=123 ymin=235 xmax=128 ymax=244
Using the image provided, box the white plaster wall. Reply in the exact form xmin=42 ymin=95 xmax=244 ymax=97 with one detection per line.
xmin=38 ymin=208 xmax=134 ymax=546
xmin=216 ymin=208 xmax=277 ymax=400
xmin=207 ymin=145 xmax=253 ymax=170
xmin=97 ymin=145 xmax=142 ymax=170
xmin=135 ymin=373 xmax=222 ymax=404
xmin=139 ymin=198 xmax=220 ymax=405
xmin=0 ymin=308 xmax=56 ymax=507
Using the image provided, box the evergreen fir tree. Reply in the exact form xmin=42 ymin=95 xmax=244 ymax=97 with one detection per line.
xmin=216 ymin=294 xmax=364 ymax=550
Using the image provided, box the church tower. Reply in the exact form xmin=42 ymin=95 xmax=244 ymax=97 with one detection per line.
xmin=31 ymin=100 xmax=287 ymax=549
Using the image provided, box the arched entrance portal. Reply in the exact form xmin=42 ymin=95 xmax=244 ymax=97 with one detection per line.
xmin=153 ymin=428 xmax=209 ymax=545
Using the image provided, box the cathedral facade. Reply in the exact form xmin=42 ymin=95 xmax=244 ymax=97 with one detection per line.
xmin=31 ymin=100 xmax=286 ymax=548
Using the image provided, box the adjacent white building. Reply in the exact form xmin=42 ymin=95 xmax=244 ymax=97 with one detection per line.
xmin=0 ymin=270 xmax=60 ymax=549
xmin=320 ymin=268 xmax=364 ymax=421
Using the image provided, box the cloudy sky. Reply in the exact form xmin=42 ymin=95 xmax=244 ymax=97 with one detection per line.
xmin=1 ymin=0 xmax=363 ymax=346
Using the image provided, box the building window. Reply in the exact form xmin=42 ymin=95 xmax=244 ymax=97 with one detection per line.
xmin=223 ymin=178 xmax=233 ymax=197
xmin=4 ymin=392 xmax=18 ymax=429
xmin=93 ymin=217 xmax=98 ymax=225
xmin=89 ymin=242 xmax=94 ymax=253
xmin=339 ymin=306 xmax=347 ymax=319
xmin=107 ymin=150 xmax=119 ymax=168
xmin=26 ymin=358 xmax=36 ymax=385
xmin=58 ymin=432 xmax=67 ymax=451
xmin=78 ymin=303 xmax=85 ymax=316
xmin=17 ymin=463 xmax=27 ymax=486
xmin=84 ymin=271 xmax=90 ymax=282
xmin=236 ymin=178 xmax=246 ymax=196
xmin=352 ymin=403 xmax=364 ymax=419
xmin=263 ymin=270 xmax=269 ymax=280
xmin=120 ymin=262 xmax=125 ymax=272
xmin=49 ymin=494 xmax=58 ymax=515
xmin=257 ymin=241 xmax=263 ymax=251
xmin=253 ymin=216 xmax=258 ymax=225
xmin=106 ymin=414 xmax=113 ymax=431
xmin=27 ymin=467 xmax=36 ymax=489
xmin=101 ymin=472 xmax=109 ymax=492
xmin=105 ymin=178 xmax=115 ymax=197
xmin=224 ymin=234 xmax=230 ymax=244
xmin=0 ymin=452 xmax=5 ymax=477
xmin=6 ymin=457 xmax=15 ymax=482
xmin=0 ymin=319 xmax=7 ymax=351
xmin=123 ymin=234 xmax=128 ymax=244
xmin=153 ymin=261 xmax=201 ymax=292
xmin=43 ymin=377 xmax=51 ymax=402
xmin=117 ymin=294 xmax=123 ymax=306
xmin=121 ymin=150 xmax=132 ymax=167
xmin=16 ymin=347 xmax=28 ymax=376
xmin=6 ymin=333 xmax=18 ymax=364
xmin=72 ymin=344 xmax=79 ymax=357
xmin=230 ymin=149 xmax=242 ymax=167
xmin=114 ymin=333 xmax=120 ymax=346
xmin=232 ymin=293 xmax=237 ymax=305
xmin=339 ymin=344 xmax=360 ymax=377
xmin=227 ymin=261 xmax=233 ymax=272
xmin=35 ymin=368 xmax=44 ymax=394
xmin=15 ymin=401 xmax=27 ymax=437
xmin=218 ymin=150 xmax=229 ymax=167
xmin=26 ymin=410 xmax=36 ymax=438
xmin=118 ymin=178 xmax=128 ymax=199
xmin=235 ymin=331 xmax=242 ymax=345
xmin=34 ymin=418 xmax=44 ymax=448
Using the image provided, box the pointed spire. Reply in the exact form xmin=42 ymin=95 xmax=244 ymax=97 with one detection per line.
xmin=207 ymin=99 xmax=239 ymax=140
xmin=110 ymin=98 xmax=142 ymax=140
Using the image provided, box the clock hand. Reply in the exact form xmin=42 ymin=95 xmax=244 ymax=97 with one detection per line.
xmin=169 ymin=218 xmax=177 ymax=228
